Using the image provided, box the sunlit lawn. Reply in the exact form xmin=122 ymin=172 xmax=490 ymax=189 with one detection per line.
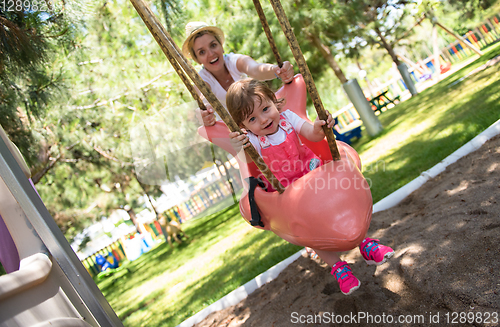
xmin=97 ymin=196 xmax=302 ymax=326
xmin=96 ymin=42 xmax=500 ymax=327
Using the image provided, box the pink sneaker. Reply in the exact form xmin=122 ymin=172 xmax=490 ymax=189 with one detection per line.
xmin=360 ymin=238 xmax=394 ymax=266
xmin=331 ymin=261 xmax=360 ymax=295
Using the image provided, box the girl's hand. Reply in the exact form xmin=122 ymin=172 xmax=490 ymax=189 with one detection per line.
xmin=196 ymin=104 xmax=216 ymax=126
xmin=313 ymin=110 xmax=334 ymax=134
xmin=229 ymin=131 xmax=250 ymax=153
xmin=274 ymin=61 xmax=294 ymax=83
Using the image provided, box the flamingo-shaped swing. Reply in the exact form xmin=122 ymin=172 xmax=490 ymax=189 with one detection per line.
xmin=131 ymin=0 xmax=372 ymax=252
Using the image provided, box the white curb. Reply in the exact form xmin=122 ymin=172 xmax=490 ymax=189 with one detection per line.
xmin=177 ymin=118 xmax=500 ymax=327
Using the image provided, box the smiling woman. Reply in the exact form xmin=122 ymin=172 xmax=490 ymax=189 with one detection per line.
xmin=181 ymin=22 xmax=295 ymax=126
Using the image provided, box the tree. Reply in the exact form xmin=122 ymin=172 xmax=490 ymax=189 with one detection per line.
xmin=0 ymin=2 xmax=87 ymax=169
xmin=34 ymin=0 xmax=228 ymax=241
xmin=355 ymin=0 xmax=419 ymax=96
xmin=445 ymin=0 xmax=497 ymax=19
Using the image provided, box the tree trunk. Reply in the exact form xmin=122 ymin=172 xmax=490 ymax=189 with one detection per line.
xmin=432 ymin=24 xmax=441 ymax=79
xmin=374 ymin=26 xmax=401 ymax=66
xmin=126 ymin=208 xmax=142 ymax=234
xmin=220 ymin=160 xmax=237 ymax=204
xmin=135 ymin=175 xmax=169 ymax=240
xmin=356 ymin=60 xmax=373 ymax=98
xmin=306 ymin=32 xmax=348 ymax=84
xmin=374 ymin=27 xmax=418 ymax=96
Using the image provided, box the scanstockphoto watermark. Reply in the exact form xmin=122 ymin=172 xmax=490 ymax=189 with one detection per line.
xmin=252 ymin=157 xmax=387 ymax=192
xmin=286 ymin=172 xmax=372 ymax=194
xmin=290 ymin=311 xmax=426 ymax=324
xmin=290 ymin=311 xmax=499 ymax=325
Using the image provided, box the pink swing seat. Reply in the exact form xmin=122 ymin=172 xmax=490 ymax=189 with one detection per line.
xmin=198 ymin=74 xmax=372 ymax=252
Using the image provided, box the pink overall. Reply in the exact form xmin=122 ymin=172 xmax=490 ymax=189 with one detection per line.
xmin=258 ymin=115 xmax=322 ymax=188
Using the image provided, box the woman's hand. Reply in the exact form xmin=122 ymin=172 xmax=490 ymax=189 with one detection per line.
xmin=196 ymin=104 xmax=216 ymax=126
xmin=229 ymin=130 xmax=250 ymax=153
xmin=274 ymin=61 xmax=294 ymax=83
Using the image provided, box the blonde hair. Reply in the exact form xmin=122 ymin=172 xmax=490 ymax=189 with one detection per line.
xmin=227 ymin=79 xmax=284 ymax=126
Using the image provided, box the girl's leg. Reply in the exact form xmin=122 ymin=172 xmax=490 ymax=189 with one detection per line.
xmin=311 ymin=249 xmax=341 ymax=266
xmin=312 ymin=248 xmax=360 ymax=296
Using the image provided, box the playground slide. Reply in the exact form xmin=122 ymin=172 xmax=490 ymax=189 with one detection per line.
xmin=0 ymin=125 xmax=117 ymax=327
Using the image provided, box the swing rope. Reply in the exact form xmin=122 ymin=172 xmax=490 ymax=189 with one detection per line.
xmin=129 ymin=0 xmax=286 ymax=193
xmin=261 ymin=0 xmax=341 ymax=161
xmin=252 ymin=0 xmax=283 ymax=68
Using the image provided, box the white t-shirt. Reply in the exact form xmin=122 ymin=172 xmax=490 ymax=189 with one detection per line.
xmin=198 ymin=53 xmax=247 ymax=110
xmin=247 ymin=110 xmax=306 ymax=156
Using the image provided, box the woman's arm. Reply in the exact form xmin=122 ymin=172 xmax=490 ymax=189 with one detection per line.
xmin=236 ymin=55 xmax=294 ymax=83
xmin=298 ymin=111 xmax=334 ymax=142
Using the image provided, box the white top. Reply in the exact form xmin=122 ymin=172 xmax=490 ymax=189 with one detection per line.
xmin=199 ymin=53 xmax=246 ymax=110
xmin=247 ymin=110 xmax=306 ymax=156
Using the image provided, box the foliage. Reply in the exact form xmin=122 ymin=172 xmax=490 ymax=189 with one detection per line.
xmin=33 ymin=0 xmax=208 ymax=241
xmin=0 ymin=2 xmax=88 ymax=167
xmin=436 ymin=0 xmax=497 ymax=20
xmin=154 ymin=0 xmax=182 ymax=31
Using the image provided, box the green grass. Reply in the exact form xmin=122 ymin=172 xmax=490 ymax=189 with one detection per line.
xmin=97 ymin=203 xmax=301 ymax=326
xmin=97 ymin=42 xmax=500 ymax=327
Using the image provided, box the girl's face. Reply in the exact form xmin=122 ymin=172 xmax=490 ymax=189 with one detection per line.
xmin=241 ymin=96 xmax=280 ymax=137
xmin=192 ymin=34 xmax=224 ymax=72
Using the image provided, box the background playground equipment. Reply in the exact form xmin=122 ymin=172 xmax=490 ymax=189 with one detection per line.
xmin=329 ymin=13 xmax=500 ymax=142
xmin=0 ymin=125 xmax=123 ymax=326
xmin=368 ymin=88 xmax=401 ymax=115
xmin=95 ymin=253 xmax=119 ymax=272
xmin=78 ymin=176 xmax=241 ymax=279
xmin=81 ymin=236 xmax=129 ymax=279
xmin=428 ymin=13 xmax=500 ymax=66
xmin=120 ymin=232 xmax=156 ymax=261
xmin=382 ymin=12 xmax=500 ymax=97
xmin=332 ymin=107 xmax=363 ymax=145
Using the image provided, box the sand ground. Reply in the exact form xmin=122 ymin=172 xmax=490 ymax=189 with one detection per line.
xmin=193 ymin=134 xmax=500 ymax=327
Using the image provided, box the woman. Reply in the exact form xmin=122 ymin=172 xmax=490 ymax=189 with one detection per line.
xmin=181 ymin=21 xmax=294 ymax=126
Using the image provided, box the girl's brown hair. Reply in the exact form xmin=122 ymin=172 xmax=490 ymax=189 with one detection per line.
xmin=226 ymin=79 xmax=284 ymax=126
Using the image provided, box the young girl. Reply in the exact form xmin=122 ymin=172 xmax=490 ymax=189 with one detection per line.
xmin=226 ymin=79 xmax=394 ymax=295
